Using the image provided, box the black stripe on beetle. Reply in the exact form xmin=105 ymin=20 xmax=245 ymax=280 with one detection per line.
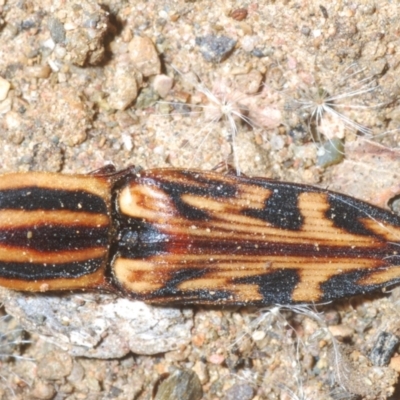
xmin=0 ymin=187 xmax=108 ymax=213
xmin=0 ymin=258 xmax=104 ymax=281
xmin=242 ymin=183 xmax=306 ymax=230
xmin=326 ymin=193 xmax=395 ymax=237
xmin=0 ymin=225 xmax=109 ymax=251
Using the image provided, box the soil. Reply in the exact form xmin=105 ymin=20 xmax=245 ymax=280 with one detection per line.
xmin=1 ymin=1 xmax=400 ymax=399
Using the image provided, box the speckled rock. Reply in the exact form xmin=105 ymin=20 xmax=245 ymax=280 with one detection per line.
xmin=370 ymin=332 xmax=400 ymax=367
xmin=224 ymin=384 xmax=254 ymax=400
xmin=30 ymin=380 xmax=56 ymax=400
xmin=48 ymin=17 xmax=66 ymax=44
xmin=105 ymin=61 xmax=141 ymax=110
xmin=30 ymin=142 xmax=64 ymax=172
xmin=37 ymin=351 xmax=73 ymax=379
xmin=0 ymin=289 xmax=193 ymax=358
xmin=154 ymin=369 xmax=203 ymax=400
xmin=195 ymin=35 xmax=237 ymax=63
xmin=32 ymin=87 xmax=93 ymax=147
xmin=135 ymin=86 xmax=159 ymax=108
xmin=234 ymin=69 xmax=263 ymax=94
xmin=48 ymin=0 xmax=109 ymax=66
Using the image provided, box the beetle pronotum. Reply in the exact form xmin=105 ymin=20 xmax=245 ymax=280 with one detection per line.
xmin=0 ymin=165 xmax=400 ymax=305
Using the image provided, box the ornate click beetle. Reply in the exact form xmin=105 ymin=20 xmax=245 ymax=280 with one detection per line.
xmin=1 ymin=165 xmax=400 ymax=305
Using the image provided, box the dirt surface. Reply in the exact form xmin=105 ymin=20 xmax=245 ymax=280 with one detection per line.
xmin=1 ymin=1 xmax=400 ymax=399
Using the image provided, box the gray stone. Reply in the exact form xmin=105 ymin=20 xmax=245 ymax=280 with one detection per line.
xmin=195 ymin=35 xmax=236 ymax=63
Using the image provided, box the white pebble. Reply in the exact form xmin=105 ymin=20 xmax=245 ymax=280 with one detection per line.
xmin=121 ymin=133 xmax=133 ymax=151
xmin=312 ymin=29 xmax=322 ymax=37
xmin=153 ymin=74 xmax=173 ymax=98
xmin=4 ymin=111 xmax=21 ymax=129
xmin=42 ymin=37 xmax=56 ymax=50
xmin=0 ymin=77 xmax=10 ymax=101
xmin=64 ymin=22 xmax=78 ymax=31
xmin=251 ymin=330 xmax=266 ymax=341
xmin=153 ymin=145 xmax=165 ymax=155
xmin=241 ymin=35 xmax=259 ymax=52
xmin=270 ymin=134 xmax=285 ymax=151
xmin=47 ymin=59 xmax=60 ymax=72
xmin=0 ymin=98 xmax=12 ymax=115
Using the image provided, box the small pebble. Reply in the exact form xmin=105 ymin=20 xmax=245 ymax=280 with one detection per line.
xmin=251 ymin=48 xmax=266 ymax=58
xmin=241 ymin=35 xmax=259 ymax=52
xmin=115 ymin=110 xmax=138 ymax=128
xmin=234 ymin=69 xmax=262 ymax=94
xmin=7 ymin=130 xmax=25 ymax=145
xmin=224 ymin=384 xmax=254 ymax=400
xmin=31 ymin=380 xmax=56 ymax=400
xmin=48 ymin=17 xmax=66 ymax=44
xmin=38 ymin=351 xmax=73 ymax=380
xmin=4 ymin=110 xmax=22 ymax=131
xmin=300 ymin=26 xmax=311 ymax=36
xmin=289 ymin=125 xmax=308 ymax=144
xmin=230 ymin=8 xmax=248 ymax=21
xmin=302 ymin=353 xmax=316 ymax=370
xmin=31 ymin=142 xmax=63 ymax=172
xmin=0 ymin=77 xmax=10 ymax=101
xmin=270 ymin=134 xmax=285 ymax=151
xmin=26 ymin=64 xmax=52 ymax=79
xmin=191 ymin=333 xmax=205 ymax=347
xmin=316 ymin=138 xmax=345 ymax=167
xmin=67 ymin=361 xmax=85 ymax=384
xmin=192 ymin=361 xmax=209 ymax=384
xmin=153 ymin=74 xmax=174 ymax=98
xmin=67 ymin=3 xmax=108 ymax=65
xmin=106 ymin=70 xmax=138 ymax=110
xmin=251 ymin=330 xmax=266 ymax=341
xmin=0 ymin=97 xmax=12 ymax=115
xmin=58 ymin=383 xmax=74 ymax=395
xmin=154 ymin=369 xmax=203 ymax=400
xmin=390 ymin=198 xmax=400 ymax=215
xmin=390 ymin=355 xmax=400 ymax=372
xmin=129 ymin=36 xmax=161 ymax=77
xmin=328 ymin=325 xmax=354 ymax=339
xmin=370 ymin=332 xmax=400 ymax=367
xmin=208 ymin=353 xmax=225 ymax=365
xmin=323 ymin=310 xmax=341 ymax=326
xmin=135 ymin=86 xmax=159 ymax=109
xmin=195 ymin=35 xmax=237 ymax=63
xmin=86 ymin=376 xmax=101 ymax=392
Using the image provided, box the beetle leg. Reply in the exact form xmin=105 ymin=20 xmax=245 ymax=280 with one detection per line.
xmin=89 ymin=164 xmax=117 ymax=176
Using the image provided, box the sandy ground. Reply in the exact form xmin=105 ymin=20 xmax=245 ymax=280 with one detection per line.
xmin=1 ymin=0 xmax=400 ymax=399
